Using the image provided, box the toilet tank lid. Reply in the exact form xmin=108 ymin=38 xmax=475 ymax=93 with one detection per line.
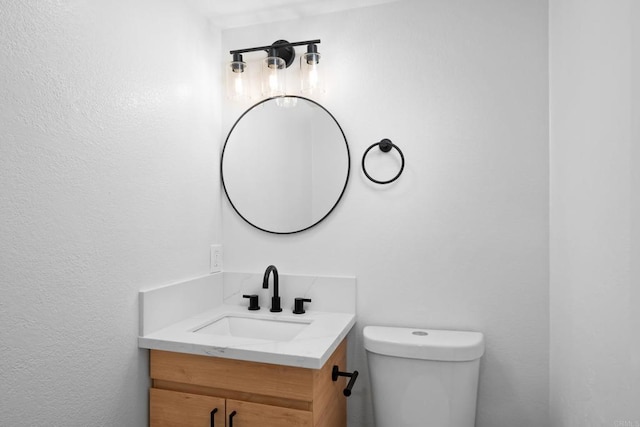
xmin=363 ymin=326 xmax=485 ymax=362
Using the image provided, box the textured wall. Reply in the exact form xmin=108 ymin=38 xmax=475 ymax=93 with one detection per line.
xmin=0 ymin=1 xmax=221 ymax=425
xmin=221 ymin=0 xmax=549 ymax=425
xmin=550 ymin=0 xmax=640 ymax=425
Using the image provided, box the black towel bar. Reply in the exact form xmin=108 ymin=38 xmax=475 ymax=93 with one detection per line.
xmin=332 ymin=365 xmax=359 ymax=397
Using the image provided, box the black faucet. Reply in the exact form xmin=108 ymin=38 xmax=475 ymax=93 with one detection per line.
xmin=262 ymin=265 xmax=282 ymax=312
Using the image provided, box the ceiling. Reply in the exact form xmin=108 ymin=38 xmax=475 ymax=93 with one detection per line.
xmin=196 ymin=0 xmax=404 ymax=29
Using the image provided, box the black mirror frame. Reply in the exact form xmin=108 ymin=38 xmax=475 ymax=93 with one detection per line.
xmin=221 ymin=95 xmax=351 ymax=235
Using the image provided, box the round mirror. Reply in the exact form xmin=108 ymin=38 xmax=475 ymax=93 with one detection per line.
xmin=221 ymin=96 xmax=350 ymax=234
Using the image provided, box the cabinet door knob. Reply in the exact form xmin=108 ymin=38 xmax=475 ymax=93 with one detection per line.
xmin=210 ymin=408 xmax=218 ymax=427
xmin=228 ymin=410 xmax=237 ymax=427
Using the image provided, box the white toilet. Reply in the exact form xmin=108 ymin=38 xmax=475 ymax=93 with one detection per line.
xmin=364 ymin=325 xmax=484 ymax=427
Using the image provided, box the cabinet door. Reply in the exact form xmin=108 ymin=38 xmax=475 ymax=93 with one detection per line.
xmin=150 ymin=388 xmax=225 ymax=427
xmin=226 ymin=399 xmax=313 ymax=427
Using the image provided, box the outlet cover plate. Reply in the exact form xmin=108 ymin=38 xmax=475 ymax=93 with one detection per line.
xmin=210 ymin=244 xmax=223 ymax=273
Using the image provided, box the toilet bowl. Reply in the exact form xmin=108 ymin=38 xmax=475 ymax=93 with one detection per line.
xmin=364 ymin=326 xmax=484 ymax=427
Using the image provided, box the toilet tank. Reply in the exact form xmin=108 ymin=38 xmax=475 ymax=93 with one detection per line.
xmin=364 ymin=326 xmax=484 ymax=427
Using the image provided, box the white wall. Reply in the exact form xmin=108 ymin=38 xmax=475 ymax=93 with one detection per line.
xmin=550 ymin=0 xmax=640 ymax=425
xmin=634 ymin=6 xmax=640 ymax=408
xmin=0 ymin=1 xmax=221 ymax=425
xmin=221 ymin=1 xmax=549 ymax=425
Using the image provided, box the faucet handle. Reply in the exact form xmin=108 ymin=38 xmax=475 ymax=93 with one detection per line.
xmin=242 ymin=294 xmax=260 ymax=311
xmin=293 ymin=298 xmax=312 ymax=314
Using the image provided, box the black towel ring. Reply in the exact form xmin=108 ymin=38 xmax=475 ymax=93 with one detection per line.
xmin=362 ymin=138 xmax=405 ymax=184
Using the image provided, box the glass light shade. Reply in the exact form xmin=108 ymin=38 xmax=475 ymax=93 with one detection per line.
xmin=300 ymin=51 xmax=323 ymax=95
xmin=226 ymin=58 xmax=248 ymax=101
xmin=262 ymin=56 xmax=286 ymax=97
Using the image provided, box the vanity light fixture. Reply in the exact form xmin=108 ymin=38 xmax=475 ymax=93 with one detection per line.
xmin=263 ymin=46 xmax=287 ymax=97
xmin=226 ymin=39 xmax=323 ymax=101
xmin=227 ymin=53 xmax=247 ymax=101
xmin=300 ymin=43 xmax=322 ymax=95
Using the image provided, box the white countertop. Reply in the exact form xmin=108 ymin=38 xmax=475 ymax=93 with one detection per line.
xmin=138 ymin=304 xmax=355 ymax=369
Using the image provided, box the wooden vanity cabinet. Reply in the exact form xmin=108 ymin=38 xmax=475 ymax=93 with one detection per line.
xmin=149 ymin=339 xmax=347 ymax=427
xmin=150 ymin=388 xmax=225 ymax=426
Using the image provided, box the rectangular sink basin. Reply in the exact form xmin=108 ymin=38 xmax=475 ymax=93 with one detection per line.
xmin=193 ymin=315 xmax=312 ymax=341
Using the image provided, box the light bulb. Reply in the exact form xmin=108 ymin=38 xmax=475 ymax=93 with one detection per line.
xmin=300 ymin=44 xmax=323 ymax=95
xmin=262 ymin=54 xmax=286 ymax=97
xmin=226 ymin=53 xmax=248 ymax=100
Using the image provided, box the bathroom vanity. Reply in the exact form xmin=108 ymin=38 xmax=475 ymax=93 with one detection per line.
xmin=149 ymin=340 xmax=346 ymax=427
xmin=138 ymin=272 xmax=357 ymax=427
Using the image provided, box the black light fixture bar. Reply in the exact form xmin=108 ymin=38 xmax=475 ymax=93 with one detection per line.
xmin=230 ymin=39 xmax=321 ymax=55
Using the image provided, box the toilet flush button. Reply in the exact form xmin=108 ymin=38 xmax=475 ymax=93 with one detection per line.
xmin=412 ymin=331 xmax=429 ymax=336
